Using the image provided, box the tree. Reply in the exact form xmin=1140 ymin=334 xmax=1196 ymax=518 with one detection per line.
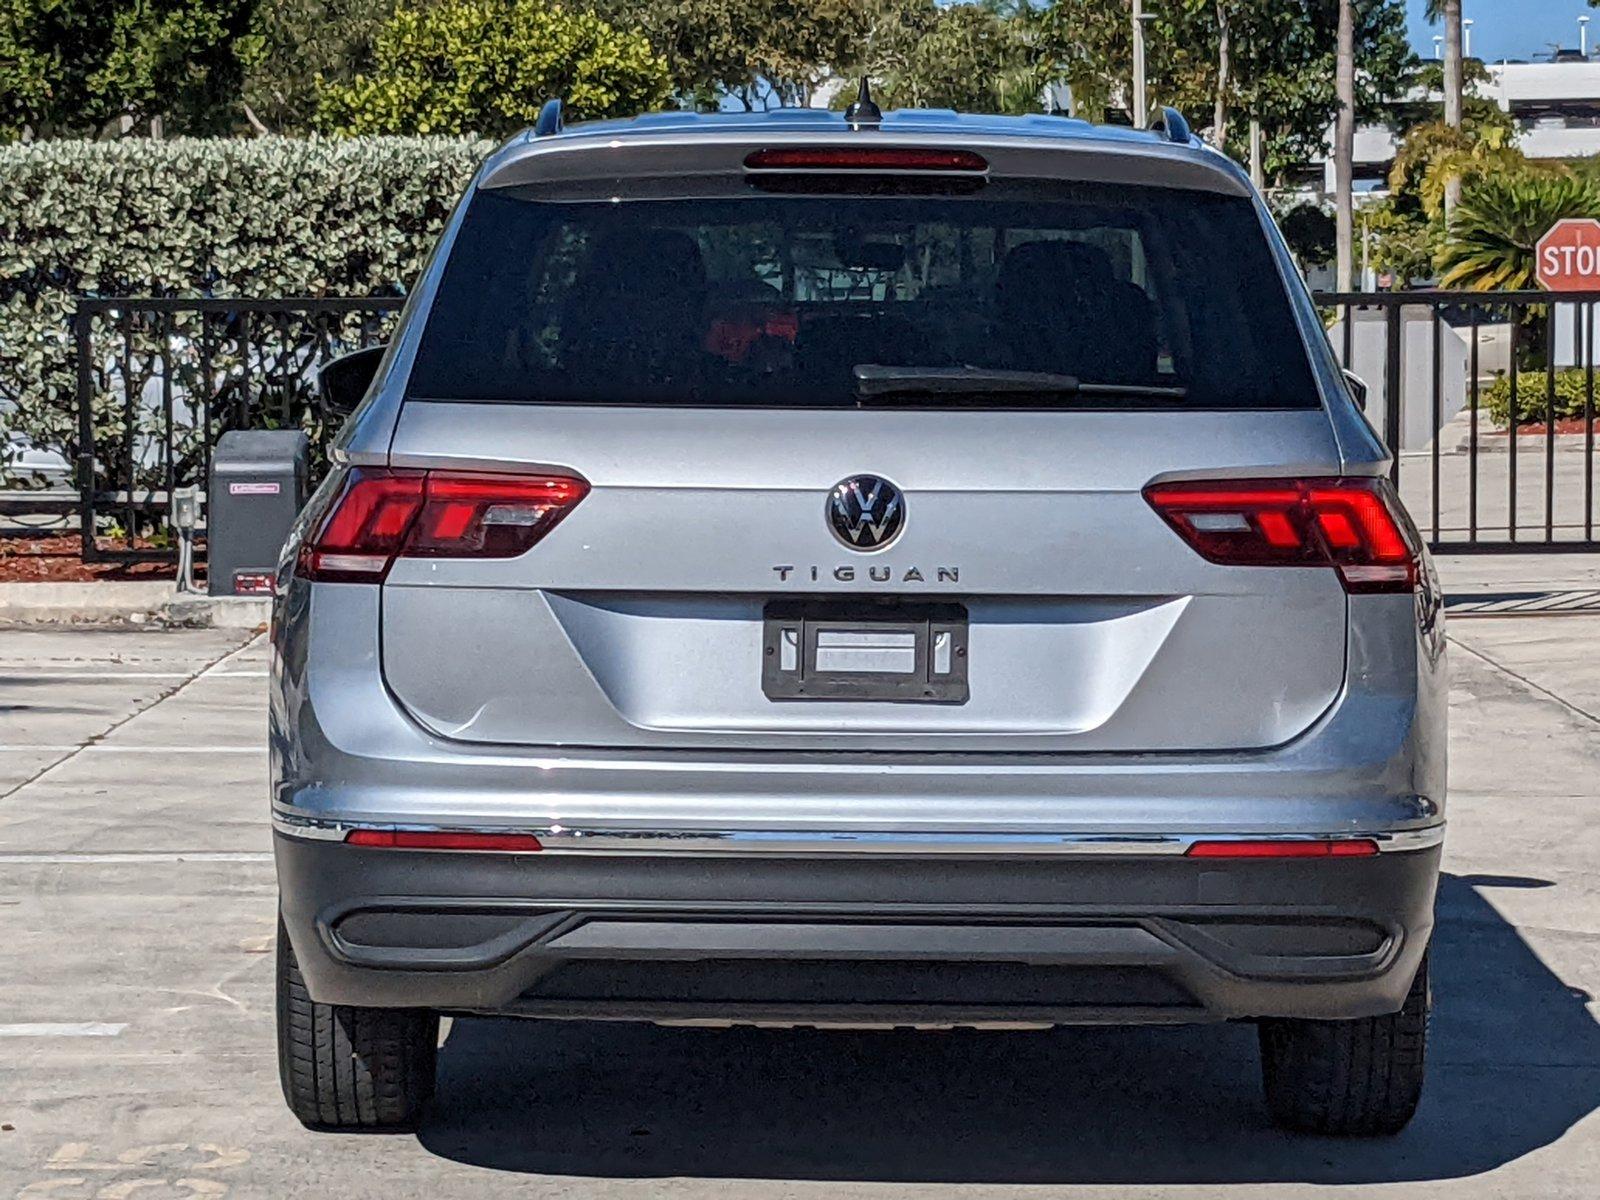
xmin=1373 ymin=55 xmax=1522 ymax=288
xmin=602 ymin=0 xmax=870 ymax=110
xmin=1276 ymin=200 xmax=1336 ymax=265
xmin=314 ymin=0 xmax=671 ymax=136
xmin=844 ymin=0 xmax=1048 ymax=114
xmin=1334 ymin=0 xmax=1354 ymax=289
xmin=1153 ymin=1 xmax=1262 ymax=150
xmin=1244 ymin=1 xmax=1413 ymax=177
xmin=96 ymin=0 xmax=259 ymax=134
xmin=0 ymin=0 xmax=112 ymax=137
xmin=241 ymin=0 xmax=396 ymax=133
xmin=1389 ymin=119 xmax=1539 ymax=221
xmin=754 ymin=0 xmax=871 ymax=107
xmin=1207 ymin=1 xmax=1232 ymax=143
xmin=1426 ymin=0 xmax=1464 ymax=216
xmin=1437 ymin=1 xmax=1461 ymax=127
xmin=0 ymin=0 xmax=259 ymax=139
xmin=0 ymin=9 xmax=46 ymax=138
xmin=1036 ymin=0 xmax=1413 ymax=182
xmin=1390 ymin=58 xmax=1503 ymax=130
xmin=1034 ymin=0 xmax=1208 ymax=123
xmin=1364 ymin=200 xmax=1437 ymax=287
xmin=1437 ymin=173 xmax=1600 ymax=291
xmin=595 ymin=0 xmax=759 ymax=109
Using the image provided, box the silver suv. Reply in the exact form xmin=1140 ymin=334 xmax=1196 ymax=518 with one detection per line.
xmin=271 ymin=102 xmax=1445 ymax=1137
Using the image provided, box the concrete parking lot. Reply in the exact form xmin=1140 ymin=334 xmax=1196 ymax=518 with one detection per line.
xmin=2 ymin=601 xmax=1599 ymax=1198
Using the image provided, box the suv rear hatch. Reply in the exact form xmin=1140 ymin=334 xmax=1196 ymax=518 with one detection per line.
xmin=365 ymin=151 xmax=1354 ymax=753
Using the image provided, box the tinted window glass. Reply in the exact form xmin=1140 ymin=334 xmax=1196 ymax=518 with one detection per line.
xmin=409 ymin=184 xmax=1318 ymax=409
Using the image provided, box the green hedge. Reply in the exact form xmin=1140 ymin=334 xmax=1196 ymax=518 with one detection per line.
xmin=1482 ymin=369 xmax=1598 ymax=427
xmin=0 ymin=136 xmax=491 ymax=487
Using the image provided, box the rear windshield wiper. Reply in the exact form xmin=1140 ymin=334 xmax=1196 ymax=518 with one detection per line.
xmin=851 ymin=364 xmax=1188 ymax=405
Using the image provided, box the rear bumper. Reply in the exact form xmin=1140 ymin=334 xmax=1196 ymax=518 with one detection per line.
xmin=275 ymin=832 xmax=1439 ymax=1025
xmin=272 ymin=584 xmax=1447 ymax=839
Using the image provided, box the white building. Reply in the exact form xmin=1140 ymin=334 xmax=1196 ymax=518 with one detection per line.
xmin=1316 ymin=57 xmax=1600 ymax=200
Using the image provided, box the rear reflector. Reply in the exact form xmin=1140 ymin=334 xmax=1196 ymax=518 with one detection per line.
xmin=345 ymin=829 xmax=544 ymax=852
xmin=1185 ymin=839 xmax=1380 ymax=859
xmin=1144 ymin=477 xmax=1419 ymax=594
xmin=744 ymin=147 xmax=988 ymax=172
xmin=296 ymin=467 xmax=588 ymax=583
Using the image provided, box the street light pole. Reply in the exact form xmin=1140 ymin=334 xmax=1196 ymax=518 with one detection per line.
xmin=1132 ymin=0 xmax=1148 ymax=127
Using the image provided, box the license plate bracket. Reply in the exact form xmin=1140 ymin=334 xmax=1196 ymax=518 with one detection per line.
xmin=762 ymin=601 xmax=969 ymax=703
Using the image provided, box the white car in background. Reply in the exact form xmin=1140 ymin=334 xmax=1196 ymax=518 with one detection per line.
xmin=3 ymin=430 xmax=72 ymax=487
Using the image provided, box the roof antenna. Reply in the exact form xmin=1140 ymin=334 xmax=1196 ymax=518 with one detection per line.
xmin=844 ymin=77 xmax=882 ymax=128
xmin=534 ymin=97 xmax=563 ymax=137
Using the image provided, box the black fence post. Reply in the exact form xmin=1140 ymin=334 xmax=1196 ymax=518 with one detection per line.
xmin=1547 ymin=302 xmax=1559 ymax=543
xmin=1588 ymin=300 xmax=1596 ymax=544
xmin=1430 ymin=305 xmax=1442 ymax=544
xmin=1509 ymin=311 xmax=1520 ymax=544
xmin=73 ymin=305 xmax=96 ymax=563
xmin=1383 ymin=301 xmax=1403 ymax=485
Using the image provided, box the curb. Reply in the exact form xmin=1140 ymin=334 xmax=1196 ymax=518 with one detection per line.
xmin=0 ymin=581 xmax=270 ymax=629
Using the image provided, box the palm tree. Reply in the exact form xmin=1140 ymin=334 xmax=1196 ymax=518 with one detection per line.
xmin=1437 ymin=173 xmax=1600 ymax=291
xmin=1334 ymin=0 xmax=1354 ymax=289
xmin=1427 ymin=0 xmax=1464 ymax=215
xmin=1438 ymin=170 xmax=1600 ymax=375
xmin=1426 ymin=1 xmax=1463 ymax=126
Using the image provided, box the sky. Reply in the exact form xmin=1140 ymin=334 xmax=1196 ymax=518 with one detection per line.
xmin=1407 ymin=0 xmax=1600 ymax=64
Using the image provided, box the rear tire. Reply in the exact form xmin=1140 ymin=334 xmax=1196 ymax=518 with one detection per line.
xmin=276 ymin=917 xmax=438 ymax=1131
xmin=1258 ymin=950 xmax=1429 ymax=1136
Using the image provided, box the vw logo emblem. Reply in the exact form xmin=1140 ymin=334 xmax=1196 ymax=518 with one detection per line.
xmin=827 ymin=475 xmax=905 ymax=551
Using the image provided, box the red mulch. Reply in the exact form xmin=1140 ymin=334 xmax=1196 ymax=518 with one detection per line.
xmin=0 ymin=533 xmax=190 ymax=583
xmin=1515 ymin=417 xmax=1600 ymax=436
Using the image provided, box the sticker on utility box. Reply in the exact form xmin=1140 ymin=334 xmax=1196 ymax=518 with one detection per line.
xmin=229 ymin=481 xmax=281 ymax=496
xmin=233 ymin=572 xmax=277 ymax=596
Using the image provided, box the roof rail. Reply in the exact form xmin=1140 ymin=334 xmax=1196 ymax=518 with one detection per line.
xmin=534 ymin=98 xmax=563 ymax=137
xmin=1149 ymin=106 xmax=1192 ymax=145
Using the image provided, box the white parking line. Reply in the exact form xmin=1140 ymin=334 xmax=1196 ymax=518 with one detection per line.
xmin=3 ymin=745 xmax=265 ymax=754
xmin=199 ymin=639 xmax=269 ymax=678
xmin=0 ymin=669 xmax=268 ymax=680
xmin=0 ymin=1022 xmax=128 ymax=1037
xmin=87 ymin=745 xmax=265 ymax=754
xmin=0 ymin=670 xmax=191 ymax=679
xmin=0 ymin=852 xmax=273 ymax=864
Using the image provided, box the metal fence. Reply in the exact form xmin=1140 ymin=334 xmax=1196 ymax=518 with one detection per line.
xmin=71 ymin=296 xmax=402 ymax=563
xmin=62 ymin=289 xmax=1600 ymax=563
xmin=1314 ymin=289 xmax=1597 ymax=554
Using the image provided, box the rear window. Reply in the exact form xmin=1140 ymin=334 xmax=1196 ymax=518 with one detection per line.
xmin=408 ymin=182 xmax=1319 ymax=409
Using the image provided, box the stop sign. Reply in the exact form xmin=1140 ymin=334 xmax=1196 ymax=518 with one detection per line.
xmin=1536 ymin=218 xmax=1600 ymax=291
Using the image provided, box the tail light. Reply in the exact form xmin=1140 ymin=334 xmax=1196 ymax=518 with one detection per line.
xmin=744 ymin=147 xmax=989 ymax=172
xmin=296 ymin=466 xmax=588 ymax=583
xmin=1144 ymin=477 xmax=1419 ymax=594
xmin=1186 ymin=838 xmax=1379 ymax=859
xmin=346 ymin=829 xmax=543 ymax=852
xmin=743 ymin=147 xmax=988 ymax=195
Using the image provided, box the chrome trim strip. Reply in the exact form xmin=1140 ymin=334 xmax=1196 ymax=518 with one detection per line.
xmin=270 ymin=812 xmax=1444 ymax=856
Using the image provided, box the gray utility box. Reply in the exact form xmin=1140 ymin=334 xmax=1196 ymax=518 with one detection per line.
xmin=208 ymin=430 xmax=311 ymax=597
